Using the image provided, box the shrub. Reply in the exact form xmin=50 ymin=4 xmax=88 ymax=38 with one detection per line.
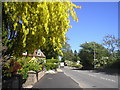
xmin=18 ymin=57 xmax=43 ymax=79
xmin=3 ymin=56 xmax=44 ymax=79
xmin=2 ymin=61 xmax=22 ymax=77
xmin=46 ymin=59 xmax=59 ymax=63
xmin=70 ymin=64 xmax=83 ymax=68
xmin=44 ymin=63 xmax=58 ymax=71
xmin=105 ymin=58 xmax=120 ymax=69
xmin=18 ymin=62 xmax=42 ymax=79
xmin=44 ymin=59 xmax=59 ymax=71
xmin=2 ymin=57 xmax=22 ymax=77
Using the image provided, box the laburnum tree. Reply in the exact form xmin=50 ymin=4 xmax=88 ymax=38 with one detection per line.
xmin=3 ymin=1 xmax=80 ymax=58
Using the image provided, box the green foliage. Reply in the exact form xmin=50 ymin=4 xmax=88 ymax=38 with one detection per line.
xmin=18 ymin=62 xmax=43 ymax=79
xmin=65 ymin=60 xmax=74 ymax=66
xmin=61 ymin=42 xmax=74 ymax=62
xmin=78 ymin=42 xmax=109 ymax=69
xmin=79 ymin=49 xmax=93 ymax=69
xmin=46 ymin=59 xmax=59 ymax=63
xmin=72 ymin=50 xmax=80 ymax=62
xmin=44 ymin=63 xmax=58 ymax=71
xmin=37 ymin=58 xmax=45 ymax=64
xmin=63 ymin=50 xmax=74 ymax=61
xmin=61 ymin=42 xmax=80 ymax=63
xmin=25 ymin=63 xmax=42 ymax=71
xmin=17 ymin=57 xmax=31 ymax=65
xmin=105 ymin=58 xmax=120 ymax=69
xmin=2 ymin=57 xmax=22 ymax=77
xmin=2 ymin=63 xmax=12 ymax=77
xmin=103 ymin=35 xmax=118 ymax=53
xmin=70 ymin=64 xmax=83 ymax=68
xmin=3 ymin=57 xmax=44 ymax=79
xmin=17 ymin=68 xmax=29 ymax=79
xmin=44 ymin=58 xmax=59 ymax=71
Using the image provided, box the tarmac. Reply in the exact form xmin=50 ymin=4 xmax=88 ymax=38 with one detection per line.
xmin=31 ymin=68 xmax=80 ymax=88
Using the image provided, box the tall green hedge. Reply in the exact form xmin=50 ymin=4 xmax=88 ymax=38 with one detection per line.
xmin=44 ymin=59 xmax=59 ymax=71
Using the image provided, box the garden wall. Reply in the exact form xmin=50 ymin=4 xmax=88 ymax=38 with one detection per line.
xmin=22 ymin=71 xmax=45 ymax=88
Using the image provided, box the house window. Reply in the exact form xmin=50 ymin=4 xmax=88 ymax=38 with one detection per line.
xmin=38 ymin=52 xmax=40 ymax=55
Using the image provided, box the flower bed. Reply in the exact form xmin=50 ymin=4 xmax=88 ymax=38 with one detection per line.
xmin=2 ymin=56 xmax=46 ymax=88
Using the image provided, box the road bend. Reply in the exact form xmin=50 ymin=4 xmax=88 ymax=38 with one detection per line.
xmin=61 ymin=66 xmax=118 ymax=88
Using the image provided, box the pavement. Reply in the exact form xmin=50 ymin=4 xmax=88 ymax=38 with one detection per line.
xmin=23 ymin=69 xmax=64 ymax=88
xmin=61 ymin=66 xmax=119 ymax=88
xmin=32 ymin=71 xmax=80 ymax=88
xmin=56 ymin=68 xmax=63 ymax=72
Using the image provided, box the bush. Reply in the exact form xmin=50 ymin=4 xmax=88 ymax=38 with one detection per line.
xmin=44 ymin=63 xmax=58 ymax=71
xmin=18 ymin=63 xmax=42 ymax=79
xmin=70 ymin=64 xmax=83 ymax=68
xmin=17 ymin=57 xmax=43 ymax=79
xmin=105 ymin=58 xmax=120 ymax=69
xmin=44 ymin=59 xmax=59 ymax=71
xmin=2 ymin=60 xmax=22 ymax=77
xmin=46 ymin=59 xmax=59 ymax=63
xmin=3 ymin=56 xmax=44 ymax=79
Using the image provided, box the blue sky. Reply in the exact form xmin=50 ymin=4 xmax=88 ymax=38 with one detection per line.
xmin=66 ymin=2 xmax=118 ymax=52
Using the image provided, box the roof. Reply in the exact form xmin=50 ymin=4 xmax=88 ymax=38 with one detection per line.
xmin=22 ymin=49 xmax=46 ymax=57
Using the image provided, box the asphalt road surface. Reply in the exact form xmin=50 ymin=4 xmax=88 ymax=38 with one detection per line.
xmin=61 ymin=66 xmax=119 ymax=88
xmin=32 ymin=72 xmax=80 ymax=88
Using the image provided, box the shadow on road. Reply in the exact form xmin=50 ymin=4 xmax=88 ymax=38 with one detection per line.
xmin=71 ymin=68 xmax=119 ymax=75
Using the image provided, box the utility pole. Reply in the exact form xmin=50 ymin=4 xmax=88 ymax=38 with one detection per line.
xmin=86 ymin=42 xmax=96 ymax=68
xmin=93 ymin=43 xmax=96 ymax=69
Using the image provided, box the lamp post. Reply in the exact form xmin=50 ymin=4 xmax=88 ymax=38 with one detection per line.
xmin=86 ymin=42 xmax=96 ymax=68
xmin=93 ymin=43 xmax=96 ymax=69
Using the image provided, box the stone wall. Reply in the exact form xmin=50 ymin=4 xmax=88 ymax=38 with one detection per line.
xmin=22 ymin=71 xmax=45 ymax=88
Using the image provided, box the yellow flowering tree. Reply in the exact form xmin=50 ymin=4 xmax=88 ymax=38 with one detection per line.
xmin=3 ymin=1 xmax=80 ymax=58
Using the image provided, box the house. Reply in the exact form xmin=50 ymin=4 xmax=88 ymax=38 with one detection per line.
xmin=22 ymin=49 xmax=46 ymax=58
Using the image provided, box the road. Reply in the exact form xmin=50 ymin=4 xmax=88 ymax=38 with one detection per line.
xmin=61 ymin=66 xmax=119 ymax=88
xmin=32 ymin=72 xmax=80 ymax=88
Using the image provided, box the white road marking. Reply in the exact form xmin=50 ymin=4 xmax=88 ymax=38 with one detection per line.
xmin=94 ymin=73 xmax=100 ymax=74
xmin=70 ymin=69 xmax=117 ymax=83
xmin=88 ymin=74 xmax=96 ymax=77
xmin=100 ymin=77 xmax=116 ymax=82
xmin=88 ymin=74 xmax=116 ymax=83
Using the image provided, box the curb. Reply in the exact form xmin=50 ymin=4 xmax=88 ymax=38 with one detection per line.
xmin=23 ymin=85 xmax=33 ymax=88
xmin=63 ymin=70 xmax=87 ymax=88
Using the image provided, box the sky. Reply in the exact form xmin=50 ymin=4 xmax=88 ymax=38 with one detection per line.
xmin=66 ymin=2 xmax=118 ymax=52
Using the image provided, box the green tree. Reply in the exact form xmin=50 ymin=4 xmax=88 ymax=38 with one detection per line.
xmin=78 ymin=42 xmax=109 ymax=69
xmin=73 ymin=50 xmax=80 ymax=62
xmin=103 ymin=35 xmax=118 ymax=53
xmin=61 ymin=42 xmax=74 ymax=62
xmin=79 ymin=49 xmax=93 ymax=69
xmin=103 ymin=35 xmax=119 ymax=62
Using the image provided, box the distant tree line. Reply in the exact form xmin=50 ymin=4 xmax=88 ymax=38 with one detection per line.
xmin=61 ymin=35 xmax=120 ymax=69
